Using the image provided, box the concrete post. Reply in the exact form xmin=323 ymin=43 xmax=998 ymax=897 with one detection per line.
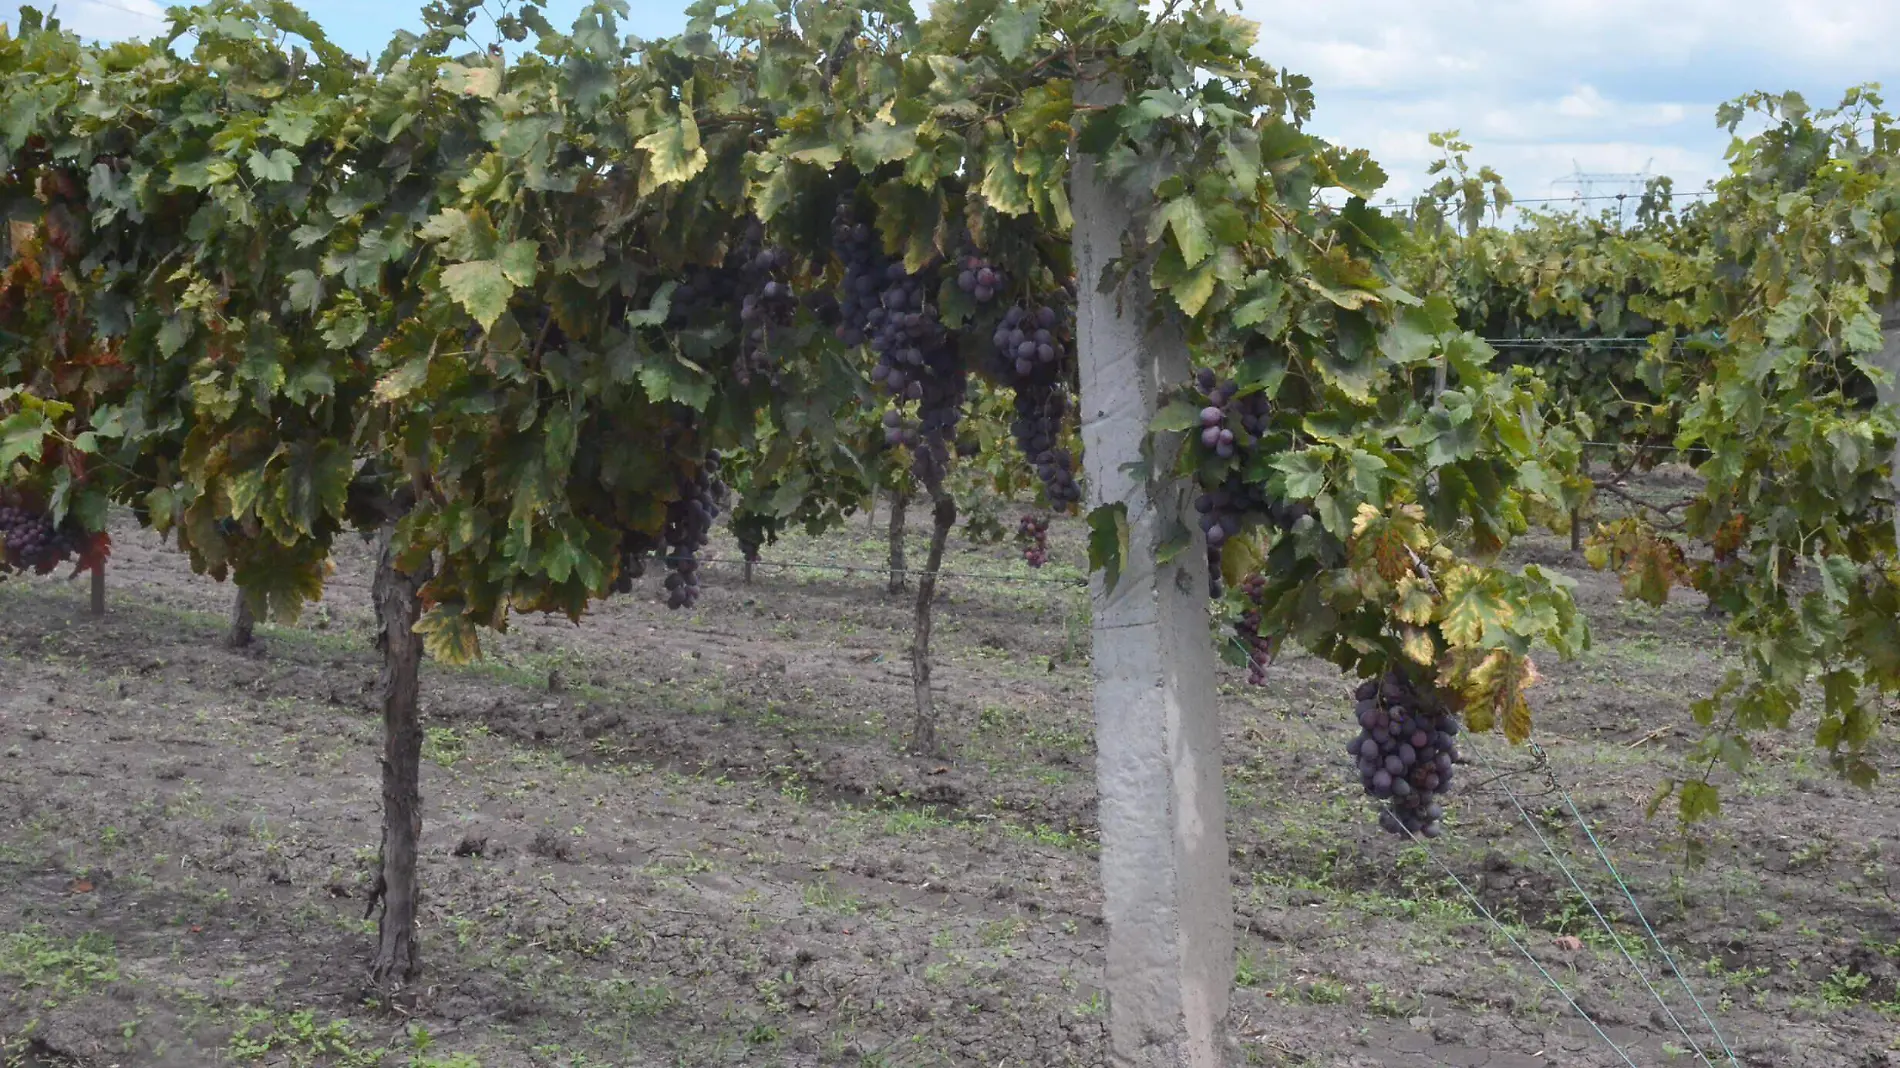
xmin=1879 ymin=302 xmax=1900 ymax=552
xmin=1072 ymin=84 xmax=1236 ymax=1068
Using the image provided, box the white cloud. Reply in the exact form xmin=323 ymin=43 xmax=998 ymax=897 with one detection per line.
xmin=1233 ymin=0 xmax=1899 ymax=209
xmin=1555 ymin=86 xmax=1608 ymax=121
xmin=4 ymin=0 xmax=166 ymax=40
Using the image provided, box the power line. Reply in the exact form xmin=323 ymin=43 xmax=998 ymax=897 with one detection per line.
xmin=1486 ymin=338 xmax=1665 ymax=348
xmin=1516 ymin=189 xmax=1713 ymax=206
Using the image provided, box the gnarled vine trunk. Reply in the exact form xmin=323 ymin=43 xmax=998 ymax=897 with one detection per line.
xmin=909 ymin=492 xmax=956 ymax=755
xmin=88 ymin=564 xmax=104 ymax=617
xmin=229 ymin=589 xmax=255 ymax=648
xmin=368 ymin=523 xmax=432 ymax=990
xmin=887 ymin=487 xmax=910 ymax=594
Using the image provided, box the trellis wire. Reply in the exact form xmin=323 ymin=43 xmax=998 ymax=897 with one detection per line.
xmin=655 ymin=552 xmax=1090 ymax=589
xmin=1476 ymin=745 xmax=1721 ymax=1066
xmin=1532 ymin=744 xmax=1743 ymax=1067
xmin=1378 ymin=801 xmax=1643 ymax=1068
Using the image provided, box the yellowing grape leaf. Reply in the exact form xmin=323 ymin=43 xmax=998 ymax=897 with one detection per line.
xmin=981 ymin=142 xmax=1031 ymax=217
xmin=637 ymin=113 xmax=708 ymax=193
xmin=1401 ymin=626 xmax=1436 ymax=666
xmin=1461 ymin=648 xmax=1539 ymax=744
xmin=1438 ymin=565 xmax=1514 ymax=647
xmin=1220 ymin=532 xmax=1262 ymax=591
xmin=415 ymin=605 xmax=483 ymax=665
xmin=1349 ymin=503 xmax=1420 ymax=585
xmin=1393 ymin=574 xmax=1437 ymax=625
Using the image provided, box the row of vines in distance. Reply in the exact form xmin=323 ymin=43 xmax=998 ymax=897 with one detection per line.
xmin=5 ymin=0 xmax=1895 ymax=998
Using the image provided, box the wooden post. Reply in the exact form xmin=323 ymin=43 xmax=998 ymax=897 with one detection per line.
xmin=1073 ymin=77 xmax=1236 ymax=1067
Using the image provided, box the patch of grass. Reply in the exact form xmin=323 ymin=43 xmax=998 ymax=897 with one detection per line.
xmin=0 ymin=927 xmax=119 ymax=1000
xmin=422 ymin=725 xmax=477 ymax=768
xmin=1300 ymin=977 xmax=1348 ymax=1005
xmin=227 ymin=1007 xmax=382 ymax=1067
xmin=802 ymin=879 xmax=862 ymax=916
xmin=977 ymin=918 xmax=1024 ymax=949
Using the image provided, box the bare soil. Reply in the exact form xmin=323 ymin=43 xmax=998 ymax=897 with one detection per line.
xmin=0 ymin=484 xmax=1895 ymax=1067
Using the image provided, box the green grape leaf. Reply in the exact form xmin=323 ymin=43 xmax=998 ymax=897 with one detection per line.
xmin=852 ymin=120 xmax=918 ymax=169
xmin=988 ymin=0 xmax=1041 ymax=61
xmin=1087 ymin=502 xmax=1129 ymax=593
xmin=1153 ymin=195 xmax=1212 ymax=268
xmin=1150 ymin=399 xmax=1203 ymax=434
xmin=440 ymin=260 xmax=516 ymax=330
xmin=1155 ymin=518 xmax=1192 ymax=567
xmin=498 ymin=240 xmax=539 ymax=287
xmin=247 ymin=148 xmax=298 ymax=183
xmin=0 ymin=410 xmax=52 ymax=469
xmin=287 ymin=270 xmax=324 ymax=314
xmin=1220 ymin=533 xmax=1261 ymax=591
xmin=626 ymin=282 xmax=676 ymax=328
xmin=1678 ymin=780 xmax=1722 ymax=823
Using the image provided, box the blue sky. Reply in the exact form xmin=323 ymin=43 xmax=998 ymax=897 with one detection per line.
xmin=7 ymin=0 xmax=1898 ymax=212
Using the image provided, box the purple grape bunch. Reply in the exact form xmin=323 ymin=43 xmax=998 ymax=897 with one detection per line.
xmin=667 ymin=224 xmax=794 ymax=387
xmin=660 ymin=459 xmax=725 ymax=610
xmin=1233 ymin=573 xmax=1275 ymax=685
xmin=1017 ymin=513 xmax=1050 ymax=568
xmin=735 ymin=243 xmax=796 ymax=386
xmin=955 ymin=252 xmax=1004 ymax=305
xmin=611 ymin=531 xmax=655 ymax=595
xmin=831 ymin=203 xmax=966 ymax=483
xmin=988 ymin=301 xmax=1083 ymax=509
xmin=1346 ymin=670 xmax=1461 ymax=838
xmin=1188 ymin=366 xmax=1309 ymax=598
xmin=0 ymin=501 xmax=80 ymax=573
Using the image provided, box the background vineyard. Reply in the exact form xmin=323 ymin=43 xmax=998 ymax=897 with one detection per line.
xmin=3 ymin=0 xmax=1900 ymax=1065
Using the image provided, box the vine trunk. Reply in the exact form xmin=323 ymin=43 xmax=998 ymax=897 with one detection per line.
xmin=229 ymin=589 xmax=255 ymax=649
xmin=887 ymin=487 xmax=910 ymax=594
xmin=369 ymin=522 xmax=432 ymax=989
xmin=909 ymin=492 xmax=956 ymax=756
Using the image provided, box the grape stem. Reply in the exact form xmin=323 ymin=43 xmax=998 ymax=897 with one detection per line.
xmin=1404 ymin=545 xmax=1440 ymax=594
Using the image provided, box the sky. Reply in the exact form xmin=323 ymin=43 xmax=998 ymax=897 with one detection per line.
xmin=6 ymin=0 xmax=1897 ymax=216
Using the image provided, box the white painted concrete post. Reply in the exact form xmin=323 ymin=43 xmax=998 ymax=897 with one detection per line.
xmin=1072 ymin=83 xmax=1236 ymax=1068
xmin=1879 ymin=302 xmax=1900 ymax=552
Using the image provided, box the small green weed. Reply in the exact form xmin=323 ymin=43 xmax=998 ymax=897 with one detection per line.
xmin=0 ymin=928 xmax=119 ymax=999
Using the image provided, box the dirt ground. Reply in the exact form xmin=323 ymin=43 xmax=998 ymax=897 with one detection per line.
xmin=1 ymin=475 xmax=1897 ymax=1067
